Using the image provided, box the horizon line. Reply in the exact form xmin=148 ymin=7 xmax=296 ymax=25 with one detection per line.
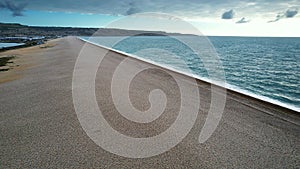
xmin=1 ymin=22 xmax=300 ymax=38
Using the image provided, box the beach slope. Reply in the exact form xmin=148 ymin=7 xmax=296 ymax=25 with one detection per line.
xmin=0 ymin=37 xmax=299 ymax=168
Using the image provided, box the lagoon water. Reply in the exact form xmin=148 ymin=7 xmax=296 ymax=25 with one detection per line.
xmin=0 ymin=42 xmax=24 ymax=49
xmin=82 ymin=36 xmax=300 ymax=112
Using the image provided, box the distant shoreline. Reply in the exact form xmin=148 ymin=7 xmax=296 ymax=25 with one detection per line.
xmin=0 ymin=37 xmax=57 ymax=52
xmin=2 ymin=22 xmax=300 ymax=38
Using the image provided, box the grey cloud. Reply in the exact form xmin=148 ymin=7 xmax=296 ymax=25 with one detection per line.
xmin=126 ymin=7 xmax=140 ymax=15
xmin=236 ymin=17 xmax=250 ymax=24
xmin=125 ymin=2 xmax=141 ymax=15
xmin=3 ymin=0 xmax=240 ymax=18
xmin=0 ymin=2 xmax=5 ymax=8
xmin=268 ymin=8 xmax=298 ymax=22
xmin=0 ymin=0 xmax=26 ymax=16
xmin=285 ymin=9 xmax=298 ymax=18
xmin=222 ymin=9 xmax=234 ymax=19
xmin=268 ymin=14 xmax=283 ymax=22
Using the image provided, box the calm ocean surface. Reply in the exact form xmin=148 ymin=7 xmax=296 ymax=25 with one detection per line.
xmin=0 ymin=42 xmax=24 ymax=48
xmin=82 ymin=36 xmax=300 ymax=112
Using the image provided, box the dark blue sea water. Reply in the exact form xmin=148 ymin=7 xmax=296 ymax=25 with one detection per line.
xmin=81 ymin=36 xmax=300 ymax=112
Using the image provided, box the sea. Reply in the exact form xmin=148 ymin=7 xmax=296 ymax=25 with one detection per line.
xmin=0 ymin=42 xmax=24 ymax=49
xmin=81 ymin=36 xmax=300 ymax=112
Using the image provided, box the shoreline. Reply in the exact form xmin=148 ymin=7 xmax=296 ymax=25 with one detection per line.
xmin=0 ymin=36 xmax=299 ymax=168
xmin=78 ymin=37 xmax=300 ymax=115
xmin=0 ymin=38 xmax=59 ymax=84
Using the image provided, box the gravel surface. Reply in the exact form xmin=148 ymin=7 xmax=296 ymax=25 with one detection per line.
xmin=0 ymin=37 xmax=299 ymax=168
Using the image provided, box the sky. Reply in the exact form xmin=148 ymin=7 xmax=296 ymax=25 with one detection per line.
xmin=0 ymin=0 xmax=299 ymax=37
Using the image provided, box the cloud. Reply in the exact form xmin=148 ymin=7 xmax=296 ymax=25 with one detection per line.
xmin=0 ymin=0 xmax=26 ymax=16
xmin=236 ymin=17 xmax=250 ymax=24
xmin=126 ymin=7 xmax=140 ymax=15
xmin=268 ymin=8 xmax=298 ymax=22
xmin=125 ymin=2 xmax=141 ymax=15
xmin=0 ymin=2 xmax=5 ymax=8
xmin=222 ymin=9 xmax=234 ymax=19
xmin=285 ymin=9 xmax=298 ymax=18
xmin=1 ymin=0 xmax=299 ymax=22
xmin=268 ymin=14 xmax=283 ymax=22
